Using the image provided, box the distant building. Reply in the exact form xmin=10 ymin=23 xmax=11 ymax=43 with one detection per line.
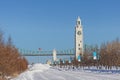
xmin=75 ymin=16 xmax=83 ymax=59
xmin=46 ymin=60 xmax=52 ymax=65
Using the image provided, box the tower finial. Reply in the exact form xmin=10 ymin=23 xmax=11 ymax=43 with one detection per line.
xmin=77 ymin=16 xmax=81 ymax=26
xmin=77 ymin=16 xmax=80 ymax=20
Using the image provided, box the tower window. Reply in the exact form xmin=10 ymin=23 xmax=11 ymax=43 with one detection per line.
xmin=78 ymin=48 xmax=81 ymax=50
xmin=78 ymin=44 xmax=80 ymax=46
xmin=78 ymin=21 xmax=80 ymax=25
xmin=80 ymin=41 xmax=82 ymax=43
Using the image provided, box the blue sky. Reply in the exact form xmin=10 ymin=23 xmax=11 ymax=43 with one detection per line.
xmin=0 ymin=0 xmax=120 ymax=51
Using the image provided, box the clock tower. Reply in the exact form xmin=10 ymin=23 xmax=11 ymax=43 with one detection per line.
xmin=75 ymin=16 xmax=83 ymax=59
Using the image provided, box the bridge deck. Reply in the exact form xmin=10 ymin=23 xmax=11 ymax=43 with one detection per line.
xmin=21 ymin=53 xmax=74 ymax=56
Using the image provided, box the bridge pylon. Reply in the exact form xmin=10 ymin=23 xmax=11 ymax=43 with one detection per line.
xmin=53 ymin=49 xmax=57 ymax=61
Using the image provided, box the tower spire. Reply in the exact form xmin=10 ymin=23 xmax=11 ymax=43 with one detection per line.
xmin=76 ymin=16 xmax=81 ymax=26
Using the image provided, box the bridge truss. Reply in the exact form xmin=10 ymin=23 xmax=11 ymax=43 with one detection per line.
xmin=18 ymin=48 xmax=75 ymax=56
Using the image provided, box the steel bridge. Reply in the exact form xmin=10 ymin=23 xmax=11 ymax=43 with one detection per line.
xmin=18 ymin=48 xmax=75 ymax=56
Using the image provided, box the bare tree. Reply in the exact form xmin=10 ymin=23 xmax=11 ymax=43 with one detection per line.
xmin=0 ymin=32 xmax=28 ymax=79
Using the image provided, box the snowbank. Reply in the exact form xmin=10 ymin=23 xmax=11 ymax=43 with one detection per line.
xmin=11 ymin=63 xmax=51 ymax=80
xmin=11 ymin=63 xmax=120 ymax=80
xmin=29 ymin=63 xmax=50 ymax=72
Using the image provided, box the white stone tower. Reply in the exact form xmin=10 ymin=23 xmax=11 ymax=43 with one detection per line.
xmin=75 ymin=16 xmax=83 ymax=59
xmin=53 ymin=49 xmax=57 ymax=61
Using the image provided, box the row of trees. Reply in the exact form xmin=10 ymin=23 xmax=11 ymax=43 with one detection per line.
xmin=99 ymin=39 xmax=120 ymax=69
xmin=56 ymin=39 xmax=120 ymax=69
xmin=0 ymin=31 xmax=28 ymax=80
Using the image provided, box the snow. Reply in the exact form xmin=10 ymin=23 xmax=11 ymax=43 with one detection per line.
xmin=28 ymin=63 xmax=50 ymax=72
xmin=11 ymin=63 xmax=120 ymax=80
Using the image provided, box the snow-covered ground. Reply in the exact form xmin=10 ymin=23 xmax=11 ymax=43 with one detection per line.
xmin=11 ymin=63 xmax=120 ymax=80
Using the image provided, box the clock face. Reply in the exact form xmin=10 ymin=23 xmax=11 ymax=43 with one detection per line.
xmin=77 ymin=31 xmax=81 ymax=35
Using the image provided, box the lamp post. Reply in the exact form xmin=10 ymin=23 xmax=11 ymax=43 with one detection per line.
xmin=38 ymin=48 xmax=42 ymax=63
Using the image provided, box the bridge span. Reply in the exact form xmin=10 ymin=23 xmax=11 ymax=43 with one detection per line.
xmin=18 ymin=48 xmax=75 ymax=56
